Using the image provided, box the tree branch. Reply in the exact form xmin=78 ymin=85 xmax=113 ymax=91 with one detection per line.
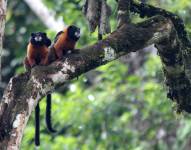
xmin=130 ymin=1 xmax=191 ymax=47
xmin=129 ymin=0 xmax=191 ymax=112
xmin=0 ymin=16 xmax=173 ymax=149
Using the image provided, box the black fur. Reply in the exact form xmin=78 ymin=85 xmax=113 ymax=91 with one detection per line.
xmin=46 ymin=94 xmax=57 ymax=133
xmin=67 ymin=25 xmax=80 ymax=41
xmin=30 ymin=32 xmax=51 ymax=47
xmin=35 ymin=103 xmax=40 ymax=146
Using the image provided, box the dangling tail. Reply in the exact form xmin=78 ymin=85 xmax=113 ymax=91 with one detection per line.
xmin=35 ymin=103 xmax=40 ymax=146
xmin=46 ymin=94 xmax=57 ymax=133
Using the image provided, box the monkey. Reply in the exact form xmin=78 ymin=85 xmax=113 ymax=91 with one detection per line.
xmin=48 ymin=25 xmax=81 ymax=63
xmin=53 ymin=25 xmax=80 ymax=59
xmin=45 ymin=25 xmax=81 ymax=133
xmin=24 ymin=32 xmax=51 ymax=71
xmin=23 ymin=32 xmax=51 ymax=147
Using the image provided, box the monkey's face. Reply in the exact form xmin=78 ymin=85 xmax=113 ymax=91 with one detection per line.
xmin=30 ymin=32 xmax=51 ymax=47
xmin=68 ymin=25 xmax=81 ymax=41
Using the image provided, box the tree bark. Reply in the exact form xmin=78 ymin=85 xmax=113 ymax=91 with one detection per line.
xmin=0 ymin=0 xmax=7 ymax=82
xmin=0 ymin=15 xmax=176 ymax=149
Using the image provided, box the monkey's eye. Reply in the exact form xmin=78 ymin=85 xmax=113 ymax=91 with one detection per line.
xmin=75 ymin=31 xmax=80 ymax=38
xmin=34 ymin=36 xmax=42 ymax=42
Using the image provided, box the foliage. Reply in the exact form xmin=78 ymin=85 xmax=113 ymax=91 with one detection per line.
xmin=2 ymin=0 xmax=191 ymax=149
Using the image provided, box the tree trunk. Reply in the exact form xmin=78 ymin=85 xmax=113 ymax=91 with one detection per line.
xmin=0 ymin=0 xmax=7 ymax=82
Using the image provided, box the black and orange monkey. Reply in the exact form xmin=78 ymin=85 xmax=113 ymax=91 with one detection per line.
xmin=48 ymin=25 xmax=81 ymax=62
xmin=24 ymin=32 xmax=51 ymax=147
xmin=46 ymin=25 xmax=81 ymax=133
xmin=24 ymin=32 xmax=51 ymax=70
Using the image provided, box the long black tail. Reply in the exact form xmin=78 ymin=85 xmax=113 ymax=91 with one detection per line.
xmin=35 ymin=103 xmax=40 ymax=146
xmin=46 ymin=94 xmax=57 ymax=133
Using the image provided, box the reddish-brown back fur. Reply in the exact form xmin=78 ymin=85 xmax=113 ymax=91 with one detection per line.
xmin=54 ymin=27 xmax=76 ymax=59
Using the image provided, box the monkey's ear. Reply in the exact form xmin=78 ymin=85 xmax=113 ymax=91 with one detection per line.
xmin=31 ymin=33 xmax=35 ymax=37
xmin=45 ymin=39 xmax=51 ymax=47
xmin=42 ymin=32 xmax=47 ymax=36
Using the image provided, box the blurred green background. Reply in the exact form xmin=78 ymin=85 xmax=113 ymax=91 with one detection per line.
xmin=1 ymin=0 xmax=191 ymax=150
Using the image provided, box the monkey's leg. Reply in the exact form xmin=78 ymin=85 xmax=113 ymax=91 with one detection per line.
xmin=28 ymin=58 xmax=36 ymax=67
xmin=40 ymin=56 xmax=49 ymax=65
xmin=55 ymin=48 xmax=64 ymax=60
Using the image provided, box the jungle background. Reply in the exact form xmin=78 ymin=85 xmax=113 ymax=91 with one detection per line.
xmin=1 ymin=0 xmax=191 ymax=149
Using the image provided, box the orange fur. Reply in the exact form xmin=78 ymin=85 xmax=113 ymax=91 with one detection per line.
xmin=54 ymin=27 xmax=76 ymax=59
xmin=26 ymin=43 xmax=49 ymax=67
